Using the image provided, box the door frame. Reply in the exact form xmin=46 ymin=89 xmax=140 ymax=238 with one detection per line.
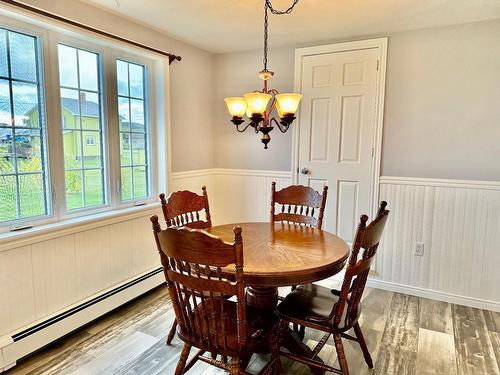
xmin=292 ymin=37 xmax=388 ymax=219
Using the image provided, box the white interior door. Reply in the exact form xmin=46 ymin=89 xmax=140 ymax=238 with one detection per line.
xmin=297 ymin=47 xmax=381 ymax=242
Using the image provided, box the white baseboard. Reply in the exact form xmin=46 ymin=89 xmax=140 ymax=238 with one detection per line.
xmin=367 ymin=278 xmax=500 ymax=312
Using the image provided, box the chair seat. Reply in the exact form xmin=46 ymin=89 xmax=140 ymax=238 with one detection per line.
xmin=179 ymin=298 xmax=277 ymax=354
xmin=277 ymin=284 xmax=356 ymax=330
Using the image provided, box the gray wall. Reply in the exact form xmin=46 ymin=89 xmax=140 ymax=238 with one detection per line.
xmin=383 ymin=20 xmax=500 ymax=180
xmin=24 ymin=0 xmax=216 ymax=172
xmin=19 ymin=2 xmax=500 ymax=180
xmin=214 ymin=20 xmax=500 ymax=181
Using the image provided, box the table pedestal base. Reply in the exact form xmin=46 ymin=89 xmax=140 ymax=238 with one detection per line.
xmin=246 ymin=286 xmax=278 ymax=311
xmin=246 ymin=286 xmax=325 ymax=374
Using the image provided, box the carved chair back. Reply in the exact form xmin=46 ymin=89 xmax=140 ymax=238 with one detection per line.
xmin=151 ymin=216 xmax=246 ymax=354
xmin=159 ymin=186 xmax=212 ymax=229
xmin=270 ymin=182 xmax=328 ymax=229
xmin=331 ymin=202 xmax=389 ymax=329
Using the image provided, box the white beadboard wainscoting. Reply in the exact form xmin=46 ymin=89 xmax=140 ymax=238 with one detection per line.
xmin=373 ymin=176 xmax=500 ymax=311
xmin=0 ymin=207 xmax=163 ymax=372
xmin=1 ymin=170 xmax=499 ymax=371
xmin=171 ymin=170 xmax=500 ymax=312
xmin=170 ymin=169 xmax=293 ymax=225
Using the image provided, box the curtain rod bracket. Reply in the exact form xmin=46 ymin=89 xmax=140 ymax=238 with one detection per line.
xmin=169 ymin=55 xmax=182 ymax=64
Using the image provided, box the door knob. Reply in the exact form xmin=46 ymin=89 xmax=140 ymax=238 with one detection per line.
xmin=301 ymin=168 xmax=310 ymax=175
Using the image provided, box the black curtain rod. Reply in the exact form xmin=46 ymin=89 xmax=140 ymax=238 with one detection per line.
xmin=1 ymin=0 xmax=182 ymax=64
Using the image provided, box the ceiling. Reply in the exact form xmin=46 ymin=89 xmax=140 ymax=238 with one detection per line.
xmin=85 ymin=0 xmax=500 ymax=53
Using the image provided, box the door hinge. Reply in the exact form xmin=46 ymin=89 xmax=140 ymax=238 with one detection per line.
xmin=376 ymin=60 xmax=380 ymax=71
xmin=371 ymin=147 xmax=375 ymax=158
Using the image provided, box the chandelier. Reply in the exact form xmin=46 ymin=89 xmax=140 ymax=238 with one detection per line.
xmin=224 ymin=0 xmax=302 ymax=149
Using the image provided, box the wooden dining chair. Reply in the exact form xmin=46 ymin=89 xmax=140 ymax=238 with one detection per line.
xmin=151 ymin=217 xmax=280 ymax=375
xmin=159 ymin=185 xmax=212 ymax=229
xmin=271 ymin=181 xmax=329 ymax=336
xmin=274 ymin=201 xmax=390 ymax=375
xmin=270 ymin=181 xmax=328 ymax=229
xmin=159 ymin=186 xmax=212 ymax=344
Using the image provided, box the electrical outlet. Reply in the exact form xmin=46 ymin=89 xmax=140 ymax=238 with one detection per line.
xmin=415 ymin=242 xmax=424 ymax=256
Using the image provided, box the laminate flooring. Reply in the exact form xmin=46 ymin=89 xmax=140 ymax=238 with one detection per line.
xmin=6 ymin=281 xmax=500 ymax=375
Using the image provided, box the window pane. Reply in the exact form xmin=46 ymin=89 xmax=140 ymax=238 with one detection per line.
xmin=19 ymin=173 xmax=46 ymax=218
xmin=65 ymin=170 xmax=83 ymax=210
xmin=117 ymin=60 xmax=128 ymax=96
xmin=78 ymin=49 xmax=98 ymax=91
xmin=12 ymin=81 xmax=39 ymax=127
xmin=130 ymin=98 xmax=145 ymax=131
xmin=0 ymin=30 xmax=8 ymax=77
xmin=0 ymin=79 xmax=11 ymax=126
xmin=58 ymin=45 xmax=78 ymax=88
xmin=129 ymin=63 xmax=143 ymax=99
xmin=118 ymin=96 xmax=130 ymax=131
xmin=133 ymin=166 xmax=147 ymax=198
xmin=16 ymin=130 xmax=43 ymax=173
xmin=131 ymin=133 xmax=146 ymax=165
xmin=84 ymin=169 xmax=104 ymax=206
xmin=120 ymin=167 xmax=132 ymax=201
xmin=0 ymin=175 xmax=17 ymax=221
xmin=120 ymin=133 xmax=131 ymax=166
xmin=0 ymin=128 xmax=14 ymax=174
xmin=58 ymin=44 xmax=105 ymax=211
xmin=82 ymin=131 xmax=101 ymax=168
xmin=0 ymin=28 xmax=48 ymax=225
xmin=9 ymin=32 xmax=37 ymax=82
xmin=80 ymin=91 xmax=100 ymax=130
xmin=60 ymin=88 xmax=80 ymax=129
xmin=117 ymin=60 xmax=149 ymax=202
xmin=63 ymin=130 xmax=82 ymax=169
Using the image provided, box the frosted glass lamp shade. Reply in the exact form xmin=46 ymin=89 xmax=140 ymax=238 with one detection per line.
xmin=224 ymin=97 xmax=247 ymax=117
xmin=275 ymin=93 xmax=303 ymax=117
xmin=244 ymin=92 xmax=271 ymax=116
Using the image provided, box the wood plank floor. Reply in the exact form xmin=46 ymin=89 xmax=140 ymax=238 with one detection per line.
xmin=6 ymin=282 xmax=500 ymax=375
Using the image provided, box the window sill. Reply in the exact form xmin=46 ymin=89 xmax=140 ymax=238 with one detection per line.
xmin=0 ymin=203 xmax=160 ymax=252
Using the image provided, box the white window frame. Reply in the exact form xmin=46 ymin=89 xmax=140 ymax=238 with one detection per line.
xmin=0 ymin=11 xmax=162 ymax=234
xmin=49 ymin=32 xmax=112 ymax=220
xmin=109 ymin=50 xmax=157 ymax=209
xmin=0 ymin=15 xmax=53 ymax=231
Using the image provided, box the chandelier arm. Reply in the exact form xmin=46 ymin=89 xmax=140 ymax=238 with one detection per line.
xmin=265 ymin=95 xmax=278 ymax=119
xmin=236 ymin=123 xmax=252 ymax=133
xmin=274 ymin=118 xmax=291 ymax=133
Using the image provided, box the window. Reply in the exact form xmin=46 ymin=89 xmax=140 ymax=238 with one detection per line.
xmin=58 ymin=44 xmax=105 ymax=210
xmin=0 ymin=17 xmax=159 ymax=231
xmin=85 ymin=135 xmax=96 ymax=146
xmin=0 ymin=27 xmax=48 ymax=223
xmin=117 ymin=60 xmax=149 ymax=201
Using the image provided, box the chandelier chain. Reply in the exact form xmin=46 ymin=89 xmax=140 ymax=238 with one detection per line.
xmin=263 ymin=0 xmax=300 ymax=70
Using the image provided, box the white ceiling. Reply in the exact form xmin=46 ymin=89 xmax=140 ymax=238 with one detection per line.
xmin=85 ymin=0 xmax=500 ymax=53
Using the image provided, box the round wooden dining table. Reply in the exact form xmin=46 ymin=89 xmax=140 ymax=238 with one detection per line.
xmin=206 ymin=222 xmax=350 ymax=370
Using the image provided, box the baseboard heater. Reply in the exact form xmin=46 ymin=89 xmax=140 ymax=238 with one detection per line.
xmin=1 ymin=267 xmax=164 ymax=373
